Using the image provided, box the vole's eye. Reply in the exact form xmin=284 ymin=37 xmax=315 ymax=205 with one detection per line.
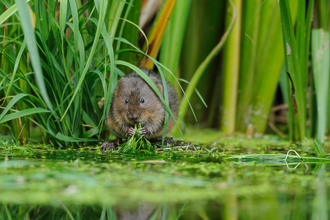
xmin=125 ymin=99 xmax=128 ymax=104
xmin=140 ymin=98 xmax=145 ymax=103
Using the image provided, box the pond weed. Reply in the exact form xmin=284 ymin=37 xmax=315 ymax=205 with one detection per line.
xmin=118 ymin=124 xmax=154 ymax=155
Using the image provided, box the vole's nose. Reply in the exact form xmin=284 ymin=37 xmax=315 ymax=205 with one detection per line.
xmin=127 ymin=112 xmax=138 ymax=121
xmin=130 ymin=116 xmax=137 ymax=121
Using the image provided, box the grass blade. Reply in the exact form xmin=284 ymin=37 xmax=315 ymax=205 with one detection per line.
xmin=15 ymin=0 xmax=53 ymax=111
xmin=0 ymin=93 xmax=28 ymax=120
xmin=176 ymin=0 xmax=236 ymax=130
xmin=279 ymin=0 xmax=308 ymax=141
xmin=0 ymin=1 xmax=31 ymax=25
xmin=311 ymin=29 xmax=330 ymax=143
xmin=159 ymin=0 xmax=191 ymax=85
xmin=235 ymin=0 xmax=261 ymax=131
xmin=0 ymin=108 xmax=50 ymax=123
xmin=141 ymin=0 xmax=177 ymax=69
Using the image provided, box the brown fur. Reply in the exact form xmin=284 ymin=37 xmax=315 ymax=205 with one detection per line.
xmin=107 ymin=69 xmax=178 ymax=139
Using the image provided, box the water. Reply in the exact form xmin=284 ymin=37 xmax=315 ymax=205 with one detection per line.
xmin=0 ymin=138 xmax=329 ymax=219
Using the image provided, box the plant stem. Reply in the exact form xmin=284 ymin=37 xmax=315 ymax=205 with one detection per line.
xmin=220 ymin=0 xmax=242 ymax=134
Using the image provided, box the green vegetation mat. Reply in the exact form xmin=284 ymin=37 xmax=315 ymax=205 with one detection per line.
xmin=0 ymin=130 xmax=330 ymax=219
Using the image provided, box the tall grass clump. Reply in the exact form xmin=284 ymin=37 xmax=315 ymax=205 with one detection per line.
xmin=0 ymin=0 xmax=119 ymax=147
xmin=215 ymin=0 xmax=296 ymax=135
xmin=0 ymin=1 xmax=138 ymax=146
xmin=3 ymin=0 xmax=330 ymax=146
xmin=179 ymin=0 xmax=226 ymax=124
xmin=0 ymin=0 xmax=185 ymax=147
xmin=239 ymin=0 xmax=297 ymax=135
xmin=279 ymin=0 xmax=313 ymax=142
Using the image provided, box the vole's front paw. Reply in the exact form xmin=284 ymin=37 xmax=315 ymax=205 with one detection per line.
xmin=128 ymin=127 xmax=135 ymax=136
xmin=101 ymin=141 xmax=115 ymax=152
xmin=139 ymin=127 xmax=148 ymax=136
xmin=101 ymin=138 xmax=121 ymax=152
xmin=163 ymin=137 xmax=176 ymax=145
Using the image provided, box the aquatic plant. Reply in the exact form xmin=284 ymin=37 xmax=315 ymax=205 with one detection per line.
xmin=279 ymin=0 xmax=313 ymax=142
xmin=118 ymin=124 xmax=154 ymax=155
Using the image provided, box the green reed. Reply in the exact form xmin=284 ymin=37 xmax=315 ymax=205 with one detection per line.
xmin=279 ymin=0 xmax=313 ymax=142
xmin=0 ymin=0 xmax=180 ymax=147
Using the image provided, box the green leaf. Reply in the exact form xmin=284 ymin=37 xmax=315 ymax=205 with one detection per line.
xmin=313 ymin=140 xmax=326 ymax=158
xmin=0 ymin=1 xmax=31 ymax=25
xmin=0 ymin=108 xmax=50 ymax=123
xmin=0 ymin=93 xmax=28 ymax=121
xmin=311 ymin=29 xmax=330 ymax=143
xmin=160 ymin=0 xmax=191 ymax=85
xmin=5 ymin=40 xmax=27 ymax=98
xmin=279 ymin=0 xmax=310 ymax=141
xmin=15 ymin=0 xmax=54 ymax=111
xmin=54 ymin=132 xmax=98 ymax=142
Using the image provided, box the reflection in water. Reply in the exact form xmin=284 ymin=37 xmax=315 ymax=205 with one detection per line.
xmin=114 ymin=202 xmax=161 ymax=220
xmin=312 ymin=163 xmax=328 ymax=220
xmin=1 ymin=186 xmax=329 ymax=220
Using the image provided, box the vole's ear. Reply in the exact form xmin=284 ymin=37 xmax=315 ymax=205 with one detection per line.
xmin=156 ymin=82 xmax=163 ymax=95
xmin=115 ymin=79 xmax=125 ymax=96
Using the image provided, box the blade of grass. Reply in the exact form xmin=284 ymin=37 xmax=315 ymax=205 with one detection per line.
xmin=140 ymin=0 xmax=177 ymax=69
xmin=0 ymin=1 xmax=31 ymax=26
xmin=61 ymin=203 xmax=75 ymax=220
xmin=279 ymin=0 xmax=307 ymax=141
xmin=178 ymin=78 xmax=207 ymax=108
xmin=311 ymin=29 xmax=330 ymax=144
xmin=315 ymin=0 xmax=329 ymax=29
xmin=180 ymin=0 xmax=225 ymax=124
xmin=107 ymin=0 xmax=126 ymax=43
xmin=15 ymin=0 xmax=53 ymax=111
xmin=309 ymin=72 xmax=317 ymax=138
xmin=313 ymin=140 xmax=326 ymax=158
xmin=3 ymin=203 xmax=12 ymax=220
xmin=0 ymin=108 xmax=50 ymax=123
xmin=311 ymin=164 xmax=328 ymax=220
xmin=159 ymin=0 xmax=191 ymax=86
xmin=174 ymin=0 xmax=236 ymax=135
xmin=4 ymin=39 xmax=26 ymax=98
xmin=235 ymin=0 xmax=261 ymax=131
xmin=115 ymin=0 xmax=141 ymax=74
xmin=0 ymin=93 xmax=28 ymax=120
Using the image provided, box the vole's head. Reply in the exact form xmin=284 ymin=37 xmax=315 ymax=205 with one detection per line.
xmin=112 ymin=74 xmax=165 ymax=127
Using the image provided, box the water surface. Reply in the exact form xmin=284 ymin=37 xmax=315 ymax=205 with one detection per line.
xmin=0 ymin=135 xmax=329 ymax=219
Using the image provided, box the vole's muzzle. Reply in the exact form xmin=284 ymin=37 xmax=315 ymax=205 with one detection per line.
xmin=126 ymin=111 xmax=138 ymax=123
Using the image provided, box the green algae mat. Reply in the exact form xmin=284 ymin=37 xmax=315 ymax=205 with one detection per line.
xmin=1 ymin=132 xmax=330 ymax=219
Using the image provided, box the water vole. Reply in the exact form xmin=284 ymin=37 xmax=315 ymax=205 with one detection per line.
xmin=102 ymin=69 xmax=178 ymax=150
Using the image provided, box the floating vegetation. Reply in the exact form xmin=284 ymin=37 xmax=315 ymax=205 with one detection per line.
xmin=0 ymin=136 xmax=329 ymax=219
